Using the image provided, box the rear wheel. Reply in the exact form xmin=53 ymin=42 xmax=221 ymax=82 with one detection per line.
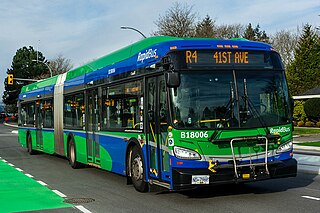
xmin=27 ymin=134 xmax=35 ymax=155
xmin=68 ymin=140 xmax=82 ymax=169
xmin=131 ymin=146 xmax=148 ymax=192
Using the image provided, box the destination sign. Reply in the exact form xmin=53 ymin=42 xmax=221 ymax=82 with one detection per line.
xmin=183 ymin=50 xmax=274 ymax=68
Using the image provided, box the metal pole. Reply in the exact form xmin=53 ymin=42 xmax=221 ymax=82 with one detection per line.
xmin=120 ymin=26 xmax=147 ymax=38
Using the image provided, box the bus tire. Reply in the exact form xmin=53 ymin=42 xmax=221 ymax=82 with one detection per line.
xmin=27 ymin=133 xmax=36 ymax=155
xmin=68 ymin=140 xmax=82 ymax=169
xmin=131 ymin=146 xmax=148 ymax=192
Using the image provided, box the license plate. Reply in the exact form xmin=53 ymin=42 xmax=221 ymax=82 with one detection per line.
xmin=191 ymin=175 xmax=209 ymax=184
xmin=242 ymin=174 xmax=250 ymax=179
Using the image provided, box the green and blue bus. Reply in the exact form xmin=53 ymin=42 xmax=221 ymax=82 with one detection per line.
xmin=18 ymin=36 xmax=297 ymax=192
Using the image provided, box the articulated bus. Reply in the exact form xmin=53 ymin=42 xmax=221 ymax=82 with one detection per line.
xmin=18 ymin=36 xmax=297 ymax=192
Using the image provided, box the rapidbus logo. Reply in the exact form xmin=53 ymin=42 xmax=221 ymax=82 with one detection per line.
xmin=137 ymin=49 xmax=157 ymax=63
xmin=269 ymin=127 xmax=291 ymax=134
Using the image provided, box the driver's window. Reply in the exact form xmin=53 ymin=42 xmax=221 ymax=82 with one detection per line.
xmin=159 ymin=78 xmax=167 ymax=131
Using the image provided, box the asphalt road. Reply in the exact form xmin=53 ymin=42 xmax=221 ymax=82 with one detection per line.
xmin=0 ymin=123 xmax=319 ymax=213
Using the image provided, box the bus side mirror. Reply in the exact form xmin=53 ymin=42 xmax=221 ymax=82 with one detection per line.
xmin=166 ymin=72 xmax=180 ymax=88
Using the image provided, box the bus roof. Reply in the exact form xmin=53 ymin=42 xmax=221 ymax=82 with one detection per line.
xmin=20 ymin=36 xmax=272 ymax=97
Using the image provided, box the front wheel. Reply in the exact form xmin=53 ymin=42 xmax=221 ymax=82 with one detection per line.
xmin=68 ymin=140 xmax=83 ymax=169
xmin=131 ymin=146 xmax=148 ymax=192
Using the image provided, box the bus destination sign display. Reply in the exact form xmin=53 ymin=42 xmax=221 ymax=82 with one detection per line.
xmin=184 ymin=50 xmax=272 ymax=68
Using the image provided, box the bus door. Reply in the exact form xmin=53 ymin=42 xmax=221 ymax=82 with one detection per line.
xmin=86 ymin=89 xmax=101 ymax=165
xmin=146 ymin=76 xmax=170 ymax=182
xmin=35 ymin=100 xmax=43 ymax=150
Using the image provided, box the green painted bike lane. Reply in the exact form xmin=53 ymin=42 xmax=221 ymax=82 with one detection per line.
xmin=0 ymin=160 xmax=72 ymax=213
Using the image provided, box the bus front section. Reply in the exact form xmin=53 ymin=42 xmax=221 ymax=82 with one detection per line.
xmin=164 ymin=49 xmax=297 ymax=190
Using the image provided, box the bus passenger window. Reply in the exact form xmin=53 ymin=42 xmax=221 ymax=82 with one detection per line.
xmin=102 ymin=80 xmax=143 ymax=130
xmin=108 ymin=85 xmax=124 ymax=128
xmin=74 ymin=94 xmax=84 ymax=129
xmin=42 ymin=99 xmax=53 ymax=128
xmin=26 ymin=103 xmax=35 ymax=126
xmin=20 ymin=105 xmax=27 ymax=126
xmin=64 ymin=96 xmax=73 ymax=128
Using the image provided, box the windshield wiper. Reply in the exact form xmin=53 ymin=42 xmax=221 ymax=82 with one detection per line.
xmin=209 ymin=80 xmax=235 ymax=142
xmin=242 ymin=78 xmax=272 ymax=137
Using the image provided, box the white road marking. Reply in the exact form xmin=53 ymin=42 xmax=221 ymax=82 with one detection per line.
xmin=16 ymin=168 xmax=23 ymax=172
xmin=75 ymin=205 xmax=92 ymax=213
xmin=2 ymin=159 xmax=7 ymax=162
xmin=8 ymin=163 xmax=14 ymax=166
xmin=11 ymin=130 xmax=18 ymax=134
xmin=302 ymin=196 xmax=320 ymax=201
xmin=25 ymin=174 xmax=34 ymax=178
xmin=37 ymin=180 xmax=48 ymax=186
xmin=52 ymin=190 xmax=67 ymax=198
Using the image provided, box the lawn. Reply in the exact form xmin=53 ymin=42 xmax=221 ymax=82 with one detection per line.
xmin=295 ymin=141 xmax=320 ymax=147
xmin=293 ymin=127 xmax=320 ymax=135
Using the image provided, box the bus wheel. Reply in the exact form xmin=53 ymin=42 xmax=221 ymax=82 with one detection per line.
xmin=131 ymin=146 xmax=148 ymax=192
xmin=68 ymin=140 xmax=82 ymax=169
xmin=27 ymin=134 xmax=35 ymax=155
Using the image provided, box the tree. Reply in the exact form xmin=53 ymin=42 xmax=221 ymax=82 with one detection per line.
xmin=50 ymin=54 xmax=73 ymax=75
xmin=37 ymin=54 xmax=73 ymax=79
xmin=243 ymin=23 xmax=269 ymax=43
xmin=153 ymin=2 xmax=197 ymax=37
xmin=215 ymin=24 xmax=245 ymax=39
xmin=286 ymin=24 xmax=320 ymax=96
xmin=243 ymin=23 xmax=255 ymax=40
xmin=271 ymin=30 xmax=299 ymax=67
xmin=2 ymin=46 xmax=49 ymax=112
xmin=195 ymin=15 xmax=216 ymax=38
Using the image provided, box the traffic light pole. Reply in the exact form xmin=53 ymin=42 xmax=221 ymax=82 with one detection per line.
xmin=13 ymin=78 xmax=39 ymax=82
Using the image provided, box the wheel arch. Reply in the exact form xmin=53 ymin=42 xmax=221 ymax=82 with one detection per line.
xmin=66 ymin=133 xmax=75 ymax=157
xmin=125 ymin=137 xmax=144 ymax=179
xmin=26 ymin=130 xmax=31 ymax=143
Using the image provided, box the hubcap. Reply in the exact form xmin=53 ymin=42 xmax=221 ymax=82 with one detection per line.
xmin=132 ymin=156 xmax=143 ymax=181
xmin=70 ymin=144 xmax=75 ymax=163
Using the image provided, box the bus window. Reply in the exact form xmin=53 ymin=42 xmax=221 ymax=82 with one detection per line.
xmin=64 ymin=96 xmax=73 ymax=128
xmin=102 ymin=80 xmax=143 ymax=130
xmin=64 ymin=93 xmax=85 ymax=129
xmin=42 ymin=99 xmax=53 ymax=128
xmin=74 ymin=94 xmax=84 ymax=129
xmin=26 ymin=103 xmax=35 ymax=126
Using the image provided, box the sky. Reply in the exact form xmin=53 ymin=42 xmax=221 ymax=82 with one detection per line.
xmin=0 ymin=0 xmax=319 ymax=100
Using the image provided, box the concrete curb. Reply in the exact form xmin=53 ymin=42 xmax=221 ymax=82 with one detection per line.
xmin=298 ymin=168 xmax=320 ymax=175
xmin=293 ymin=144 xmax=320 ymax=151
xmin=3 ymin=122 xmax=18 ymax=128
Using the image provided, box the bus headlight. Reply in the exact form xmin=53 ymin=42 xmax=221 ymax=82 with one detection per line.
xmin=173 ymin=146 xmax=201 ymax=160
xmin=276 ymin=140 xmax=293 ymax=153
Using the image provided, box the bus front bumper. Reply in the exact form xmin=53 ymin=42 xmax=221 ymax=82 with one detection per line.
xmin=171 ymin=158 xmax=297 ymax=190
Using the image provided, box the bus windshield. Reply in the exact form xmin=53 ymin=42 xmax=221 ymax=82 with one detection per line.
xmin=170 ymin=70 xmax=291 ymax=129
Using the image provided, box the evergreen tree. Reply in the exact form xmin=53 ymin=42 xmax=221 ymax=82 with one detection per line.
xmin=3 ymin=46 xmax=49 ymax=112
xmin=243 ymin=23 xmax=255 ymax=40
xmin=243 ymin=23 xmax=269 ymax=43
xmin=195 ymin=15 xmax=216 ymax=38
xmin=286 ymin=24 xmax=320 ymax=96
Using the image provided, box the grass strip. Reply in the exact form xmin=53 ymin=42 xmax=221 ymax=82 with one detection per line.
xmin=295 ymin=141 xmax=320 ymax=147
xmin=293 ymin=127 xmax=320 ymax=135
